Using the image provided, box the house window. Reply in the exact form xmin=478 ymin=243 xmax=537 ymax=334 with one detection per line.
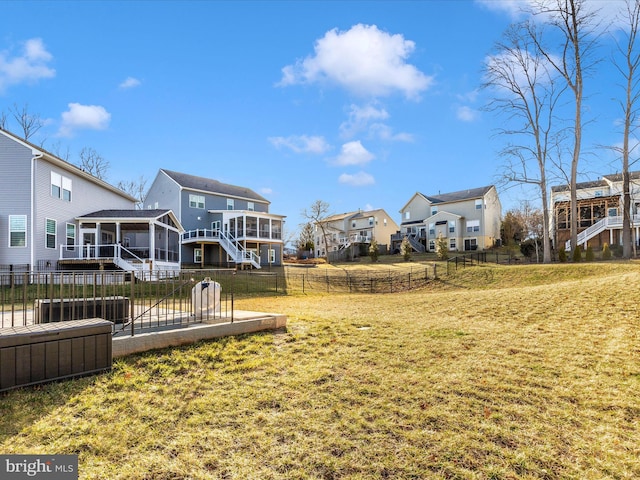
xmin=429 ymin=223 xmax=435 ymax=235
xmin=383 ymin=218 xmax=387 ymax=226
xmin=45 ymin=218 xmax=56 ymax=249
xmin=449 ymin=221 xmax=455 ymax=233
xmin=595 ymin=190 xmax=603 ymax=197
xmin=211 ymin=221 xmax=221 ymax=232
xmin=466 ymin=220 xmax=480 ymax=232
xmin=247 ymin=201 xmax=254 ymax=211
xmin=9 ymin=215 xmax=26 ymax=247
xmin=450 ymin=238 xmax=456 ymax=250
xmin=405 ymin=211 xmax=410 ymax=220
xmin=189 ymin=194 xmax=205 ymax=209
xmin=431 ymin=207 xmax=438 ymax=215
xmin=62 ymin=177 xmax=72 ymax=201
xmin=428 ymin=240 xmax=435 ymax=251
xmin=66 ymin=223 xmax=76 ymax=247
xmin=464 ymin=238 xmax=478 ymax=251
xmin=475 ymin=199 xmax=483 ymax=210
xmin=369 ymin=217 xmax=374 ymax=226
xmin=608 ymin=208 xmax=618 ymax=217
xmin=194 ymin=248 xmax=202 ymax=263
xmin=51 ymin=172 xmax=72 ymax=201
xmin=268 ymin=249 xmax=276 ymax=263
xmin=227 ymin=198 xmax=234 ymax=210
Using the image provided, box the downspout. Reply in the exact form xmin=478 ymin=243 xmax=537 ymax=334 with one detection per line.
xmin=31 ymin=152 xmax=44 ymax=271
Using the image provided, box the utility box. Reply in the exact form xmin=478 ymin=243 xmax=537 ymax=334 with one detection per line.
xmin=35 ymin=296 xmax=130 ymax=324
xmin=192 ymin=278 xmax=221 ymax=320
xmin=0 ymin=318 xmax=112 ymax=392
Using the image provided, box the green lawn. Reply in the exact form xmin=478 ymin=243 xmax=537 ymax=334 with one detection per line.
xmin=1 ymin=262 xmax=639 ymax=479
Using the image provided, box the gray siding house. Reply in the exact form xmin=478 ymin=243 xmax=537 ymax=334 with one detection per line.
xmin=0 ymin=129 xmax=137 ymax=271
xmin=144 ymin=169 xmax=285 ymax=268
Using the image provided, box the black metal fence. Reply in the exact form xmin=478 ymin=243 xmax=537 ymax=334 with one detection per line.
xmin=0 ymin=270 xmax=234 ymax=335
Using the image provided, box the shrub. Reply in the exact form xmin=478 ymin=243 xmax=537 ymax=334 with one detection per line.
xmin=558 ymin=246 xmax=567 ymax=262
xmin=585 ymin=245 xmax=594 ymax=261
xmin=572 ymin=245 xmax=582 ymax=262
xmin=602 ymin=243 xmax=612 ymax=260
xmin=435 ymin=234 xmax=449 ymax=260
xmin=400 ymin=237 xmax=412 ymax=262
xmin=368 ymin=240 xmax=379 ymax=263
xmin=520 ymin=238 xmax=542 ymax=259
xmin=610 ymin=243 xmax=623 ymax=258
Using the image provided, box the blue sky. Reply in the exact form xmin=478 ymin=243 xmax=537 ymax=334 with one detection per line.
xmin=0 ymin=0 xmax=634 ymax=241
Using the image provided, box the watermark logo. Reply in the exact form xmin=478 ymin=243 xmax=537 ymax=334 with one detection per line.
xmin=0 ymin=455 xmax=78 ymax=479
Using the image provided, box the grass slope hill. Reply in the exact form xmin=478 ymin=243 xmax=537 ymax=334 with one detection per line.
xmin=1 ymin=262 xmax=638 ymax=479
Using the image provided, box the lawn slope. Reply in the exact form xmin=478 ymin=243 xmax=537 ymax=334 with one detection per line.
xmin=1 ymin=262 xmax=638 ymax=479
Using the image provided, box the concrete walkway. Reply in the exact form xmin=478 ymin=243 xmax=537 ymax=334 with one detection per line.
xmin=111 ymin=310 xmax=287 ymax=358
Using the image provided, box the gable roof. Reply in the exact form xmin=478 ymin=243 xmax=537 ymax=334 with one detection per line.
xmin=76 ymin=209 xmax=183 ymax=231
xmin=160 ymin=169 xmax=269 ymax=204
xmin=551 ymin=171 xmax=640 ymax=193
xmin=422 ymin=185 xmax=494 ymax=204
xmin=0 ymin=128 xmax=136 ymax=202
xmin=78 ymin=209 xmax=171 ymax=219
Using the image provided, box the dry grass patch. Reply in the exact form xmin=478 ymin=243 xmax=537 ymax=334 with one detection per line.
xmin=0 ymin=262 xmax=639 ymax=479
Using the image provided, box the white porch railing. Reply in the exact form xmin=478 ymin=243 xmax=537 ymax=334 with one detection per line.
xmin=181 ymin=229 xmax=261 ymax=269
xmin=58 ymin=244 xmax=179 ymax=280
xmin=565 ymin=214 xmax=640 ymax=250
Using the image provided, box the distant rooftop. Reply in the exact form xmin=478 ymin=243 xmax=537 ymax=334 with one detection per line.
xmin=161 ymin=169 xmax=269 ymax=204
xmin=422 ymin=185 xmax=494 ymax=204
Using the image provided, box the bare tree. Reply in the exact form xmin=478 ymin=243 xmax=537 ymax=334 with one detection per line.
xmin=296 ymin=222 xmax=315 ymax=255
xmin=77 ymin=147 xmax=110 ymax=180
xmin=10 ymin=103 xmax=44 ymax=141
xmin=0 ymin=110 xmax=7 ymax=130
xmin=48 ymin=140 xmax=72 ymax=162
xmin=612 ymin=0 xmax=640 ymax=259
xmin=520 ymin=200 xmax=545 ymax=263
xmin=117 ymin=175 xmax=148 ymax=209
xmin=301 ymin=200 xmax=331 ymax=263
xmin=484 ymin=20 xmax=560 ymax=263
xmin=529 ymin=0 xmax=601 ymax=253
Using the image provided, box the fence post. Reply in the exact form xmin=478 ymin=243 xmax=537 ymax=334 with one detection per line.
xmin=130 ymin=276 xmax=135 ymax=337
xmin=434 ymin=263 xmax=438 ymax=279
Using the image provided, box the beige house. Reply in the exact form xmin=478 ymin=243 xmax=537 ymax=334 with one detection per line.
xmin=393 ymin=185 xmax=502 ymax=252
xmin=315 ymin=209 xmax=399 ymax=259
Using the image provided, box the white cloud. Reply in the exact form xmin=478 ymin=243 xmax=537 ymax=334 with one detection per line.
xmin=475 ymin=0 xmax=526 ymax=19
xmin=119 ymin=77 xmax=141 ymax=89
xmin=260 ymin=187 xmax=273 ymax=195
xmin=58 ymin=103 xmax=111 ymax=137
xmin=268 ymin=134 xmax=331 ymax=154
xmin=334 ymin=141 xmax=375 ymax=166
xmin=340 ymin=103 xmax=389 ymax=137
xmin=278 ymin=24 xmax=433 ymax=99
xmin=368 ymin=123 xmax=414 ymax=142
xmin=457 ymin=106 xmax=479 ymax=122
xmin=476 ymin=0 xmax=627 ymax=31
xmin=338 ymin=171 xmax=375 ymax=187
xmin=0 ymin=38 xmax=55 ymax=93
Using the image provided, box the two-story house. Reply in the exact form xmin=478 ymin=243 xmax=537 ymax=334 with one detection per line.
xmin=0 ymin=129 xmax=183 ymax=276
xmin=314 ymin=209 xmax=399 ymax=259
xmin=144 ymin=169 xmax=285 ymax=269
xmin=393 ymin=185 xmax=502 ymax=253
xmin=551 ymin=171 xmax=640 ymax=250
